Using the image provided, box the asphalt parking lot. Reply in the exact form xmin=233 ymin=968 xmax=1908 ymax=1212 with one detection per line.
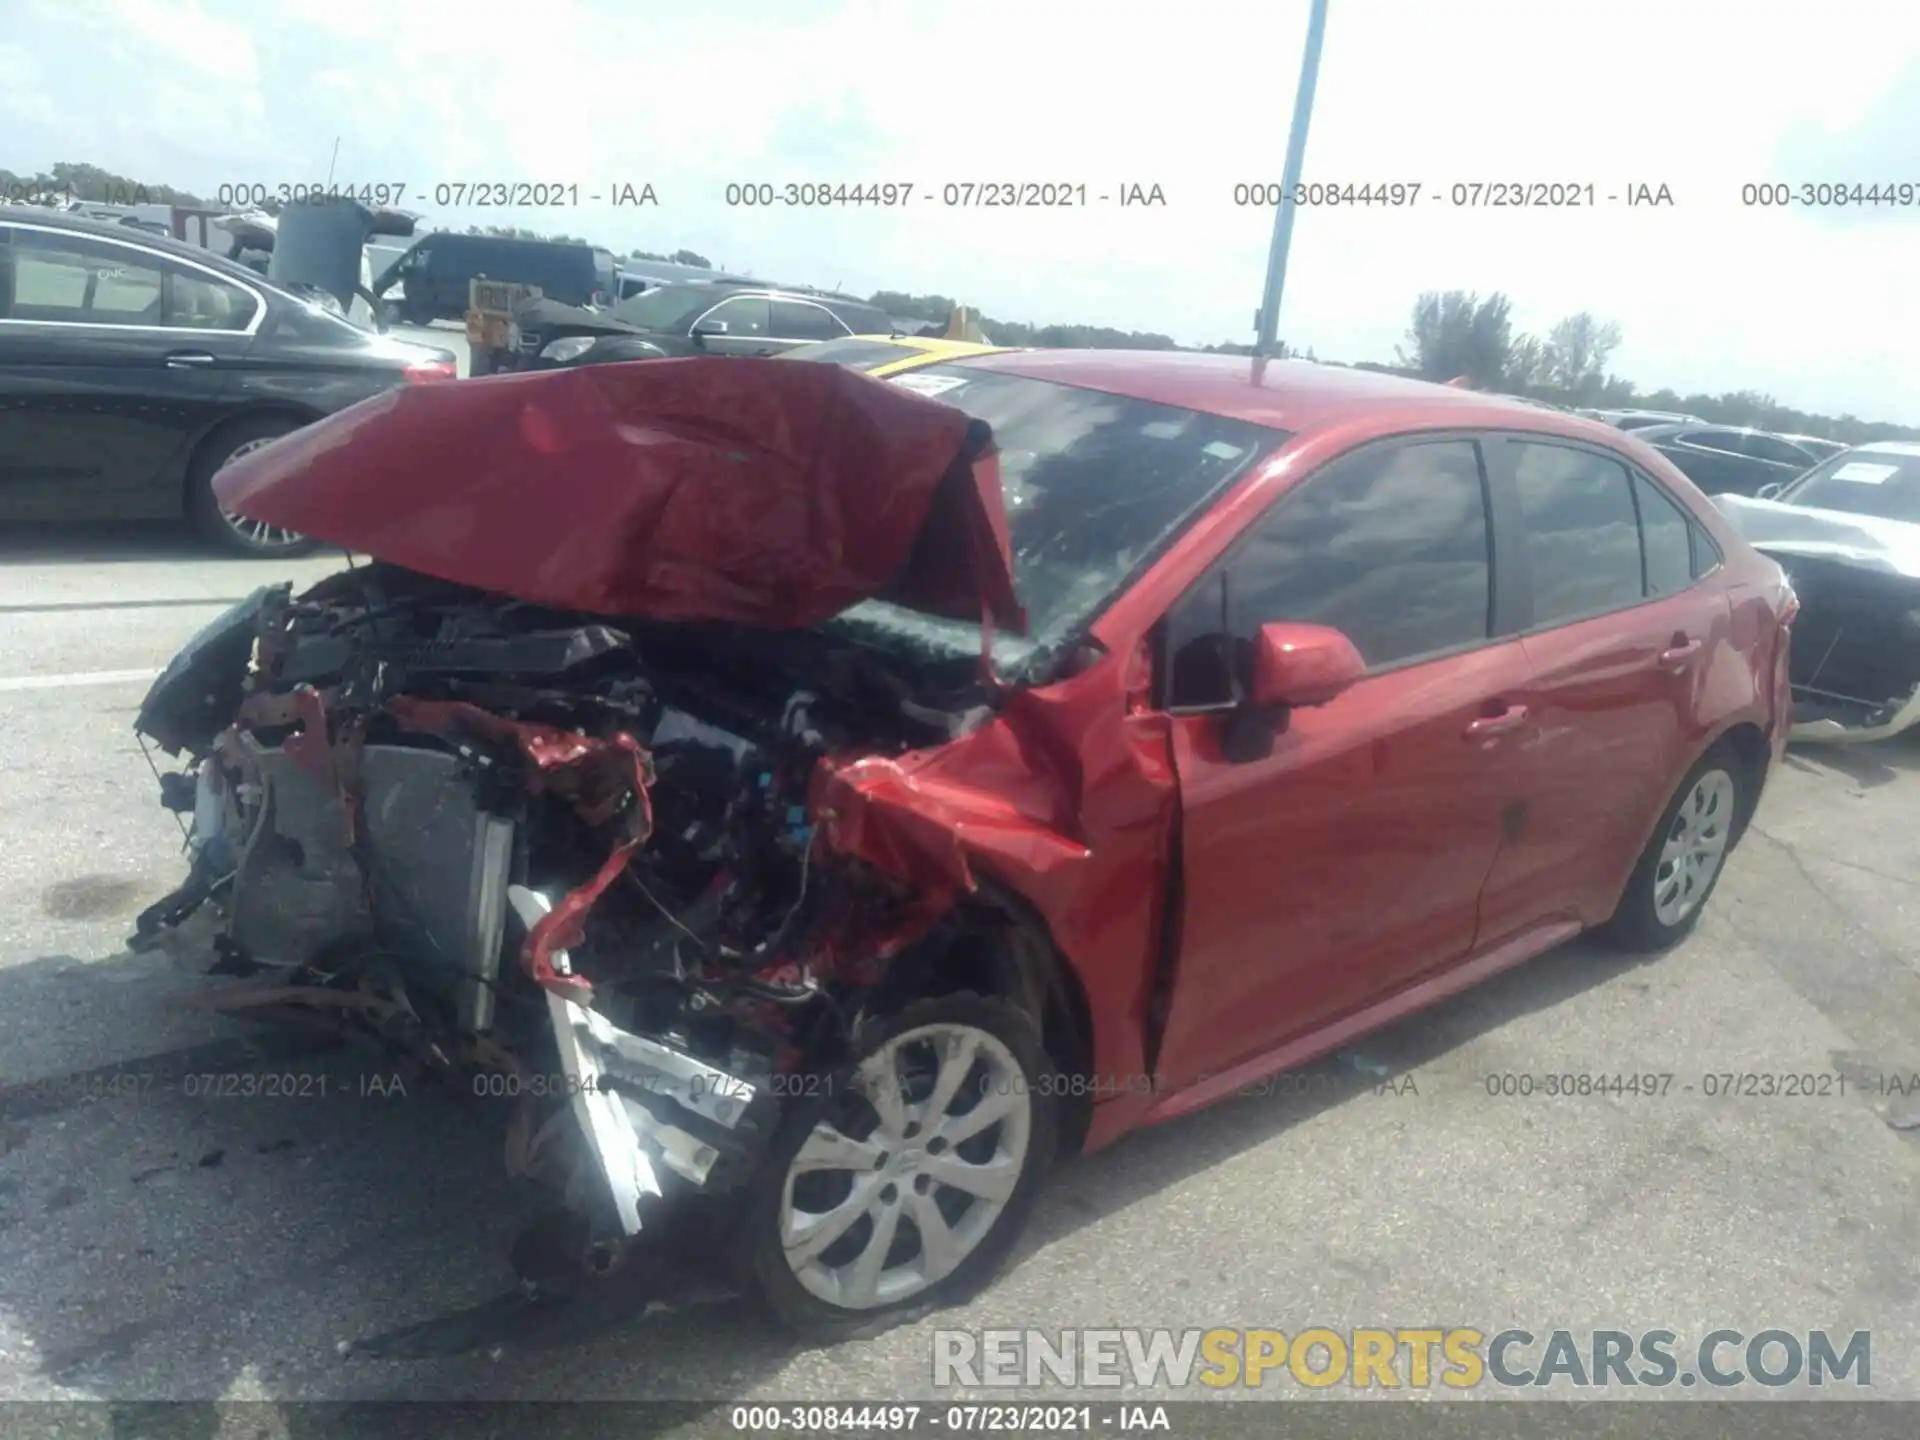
xmin=1 ymin=530 xmax=1917 ymax=1415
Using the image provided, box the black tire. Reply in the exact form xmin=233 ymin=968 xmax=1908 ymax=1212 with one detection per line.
xmin=740 ymin=992 xmax=1058 ymax=1341
xmin=1602 ymin=741 xmax=1748 ymax=953
xmin=186 ymin=416 xmax=318 ymax=557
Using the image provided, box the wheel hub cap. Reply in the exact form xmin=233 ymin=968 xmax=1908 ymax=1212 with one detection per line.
xmin=1653 ymin=767 xmax=1735 ymax=927
xmin=779 ymin=1021 xmax=1032 ymax=1312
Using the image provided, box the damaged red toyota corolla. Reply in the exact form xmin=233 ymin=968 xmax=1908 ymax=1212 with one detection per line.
xmin=132 ymin=353 xmax=1796 ymax=1337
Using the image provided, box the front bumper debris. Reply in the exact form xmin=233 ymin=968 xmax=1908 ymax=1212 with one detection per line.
xmin=510 ymin=886 xmax=775 ymax=1235
xmin=1790 ymin=682 xmax=1920 ymax=744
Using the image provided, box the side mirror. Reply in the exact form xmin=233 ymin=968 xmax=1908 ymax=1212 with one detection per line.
xmin=691 ymin=317 xmax=729 ymax=339
xmin=1249 ymin=621 xmax=1366 ymax=709
xmin=1755 ymin=482 xmax=1784 ymax=501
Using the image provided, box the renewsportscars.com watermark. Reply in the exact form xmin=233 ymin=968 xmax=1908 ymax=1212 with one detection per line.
xmin=933 ymin=1327 xmax=1872 ymax=1391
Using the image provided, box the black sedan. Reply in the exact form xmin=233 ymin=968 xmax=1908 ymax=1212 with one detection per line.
xmin=1628 ymin=422 xmax=1822 ymax=499
xmin=0 ymin=210 xmax=458 ymax=556
xmin=507 ymin=282 xmax=894 ymax=370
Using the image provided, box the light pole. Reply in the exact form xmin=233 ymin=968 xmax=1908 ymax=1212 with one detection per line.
xmin=1254 ymin=0 xmax=1330 ymax=358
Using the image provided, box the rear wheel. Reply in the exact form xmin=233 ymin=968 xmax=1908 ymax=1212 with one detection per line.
xmin=741 ymin=993 xmax=1057 ymax=1341
xmin=1603 ymin=743 xmax=1746 ymax=952
xmin=186 ymin=417 xmax=318 ymax=557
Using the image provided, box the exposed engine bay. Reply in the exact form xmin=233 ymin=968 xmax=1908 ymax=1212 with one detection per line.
xmin=132 ymin=561 xmax=1000 ymax=1272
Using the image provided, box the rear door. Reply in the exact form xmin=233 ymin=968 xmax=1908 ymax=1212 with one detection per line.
xmin=0 ymin=225 xmax=258 ymax=521
xmin=1153 ymin=435 xmax=1536 ymax=1087
xmin=1474 ymin=437 xmax=1732 ymax=942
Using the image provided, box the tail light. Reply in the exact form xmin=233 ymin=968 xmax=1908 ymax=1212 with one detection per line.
xmin=403 ymin=359 xmax=457 ymax=384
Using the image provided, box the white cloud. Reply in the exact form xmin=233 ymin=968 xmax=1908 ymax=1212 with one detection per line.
xmin=10 ymin=0 xmax=1920 ymax=420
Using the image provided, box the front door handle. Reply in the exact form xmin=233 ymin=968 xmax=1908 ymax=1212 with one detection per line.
xmin=1659 ymin=638 xmax=1702 ymax=671
xmin=164 ymin=350 xmax=217 ymax=369
xmin=1465 ymin=703 xmax=1530 ymax=740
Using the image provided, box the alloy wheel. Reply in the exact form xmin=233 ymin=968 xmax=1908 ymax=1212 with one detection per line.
xmin=1652 ymin=767 xmax=1735 ymax=927
xmin=215 ymin=436 xmax=306 ymax=550
xmin=779 ymin=1022 xmax=1033 ymax=1311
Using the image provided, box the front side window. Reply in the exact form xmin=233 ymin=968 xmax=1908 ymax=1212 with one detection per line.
xmin=167 ymin=269 xmax=258 ymax=331
xmin=1512 ymin=442 xmax=1644 ymax=624
xmin=1164 ymin=440 xmax=1493 ymax=706
xmin=5 ymin=233 xmax=163 ymax=324
xmin=701 ymin=296 xmax=769 ymax=336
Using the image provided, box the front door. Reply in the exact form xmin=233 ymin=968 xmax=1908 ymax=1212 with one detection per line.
xmin=1152 ymin=436 xmax=1536 ymax=1090
xmin=692 ymin=296 xmax=778 ymax=356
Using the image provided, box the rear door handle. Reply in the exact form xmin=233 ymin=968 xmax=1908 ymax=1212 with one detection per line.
xmin=1465 ymin=703 xmax=1530 ymax=740
xmin=1659 ymin=639 xmax=1702 ymax=670
xmin=164 ymin=350 xmax=217 ymax=369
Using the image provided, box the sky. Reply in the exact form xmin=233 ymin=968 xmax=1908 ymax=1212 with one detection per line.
xmin=4 ymin=0 xmax=1918 ymax=423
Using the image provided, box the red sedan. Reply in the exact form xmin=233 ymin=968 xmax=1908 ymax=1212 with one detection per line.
xmin=134 ymin=351 xmax=1796 ymax=1337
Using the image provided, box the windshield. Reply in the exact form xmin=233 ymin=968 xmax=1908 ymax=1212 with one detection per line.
xmin=610 ymin=284 xmax=721 ymax=333
xmin=834 ymin=365 xmax=1286 ymax=663
xmin=1780 ymin=450 xmax=1920 ymax=523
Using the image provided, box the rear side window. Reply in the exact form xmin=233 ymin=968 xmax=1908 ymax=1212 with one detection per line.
xmin=4 ymin=232 xmax=163 ymax=324
xmin=1165 ymin=439 xmax=1493 ymax=703
xmin=837 ymin=304 xmax=892 ymax=334
xmin=1633 ymin=472 xmax=1694 ymax=596
xmin=1511 ymin=442 xmax=1643 ymax=624
xmin=771 ymin=300 xmax=843 ymax=341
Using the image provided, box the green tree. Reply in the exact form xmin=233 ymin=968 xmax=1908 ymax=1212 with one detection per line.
xmin=1539 ymin=312 xmax=1623 ymax=401
xmin=1396 ymin=290 xmax=1517 ymax=387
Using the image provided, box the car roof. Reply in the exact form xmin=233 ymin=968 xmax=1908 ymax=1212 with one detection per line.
xmin=0 ymin=206 xmax=271 ymax=287
xmin=940 ymin=349 xmax=1620 ymax=436
xmin=1854 ymin=440 xmax=1920 ymax=457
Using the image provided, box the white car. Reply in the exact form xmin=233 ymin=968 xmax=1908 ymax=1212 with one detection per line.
xmin=1713 ymin=441 xmax=1920 ymax=742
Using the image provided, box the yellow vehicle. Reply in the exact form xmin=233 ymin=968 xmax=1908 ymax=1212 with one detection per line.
xmin=777 ymin=332 xmax=1012 ymax=377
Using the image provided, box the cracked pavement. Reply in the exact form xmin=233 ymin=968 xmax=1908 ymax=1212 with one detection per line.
xmin=1 ymin=530 xmax=1916 ymax=1421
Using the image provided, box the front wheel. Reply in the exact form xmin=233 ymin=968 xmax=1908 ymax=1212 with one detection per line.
xmin=740 ymin=993 xmax=1058 ymax=1341
xmin=1603 ymin=743 xmax=1747 ymax=952
xmin=186 ymin=417 xmax=318 ymax=557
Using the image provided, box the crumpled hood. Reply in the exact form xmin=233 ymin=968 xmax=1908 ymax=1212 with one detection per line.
xmin=213 ymin=356 xmax=1026 ymax=633
xmin=1713 ymin=493 xmax=1920 ymax=582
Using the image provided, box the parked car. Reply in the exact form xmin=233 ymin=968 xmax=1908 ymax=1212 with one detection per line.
xmin=1590 ymin=408 xmax=1705 ymax=430
xmin=371 ymin=232 xmax=619 ymax=325
xmin=0 ymin=210 xmax=458 ymax=555
xmin=615 ymin=260 xmax=759 ymax=299
xmin=131 ymin=354 xmax=1792 ymax=1336
xmin=515 ymin=282 xmax=896 ymax=368
xmin=1629 ymin=423 xmax=1823 ymax=498
xmin=1713 ymin=441 xmax=1920 ymax=741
